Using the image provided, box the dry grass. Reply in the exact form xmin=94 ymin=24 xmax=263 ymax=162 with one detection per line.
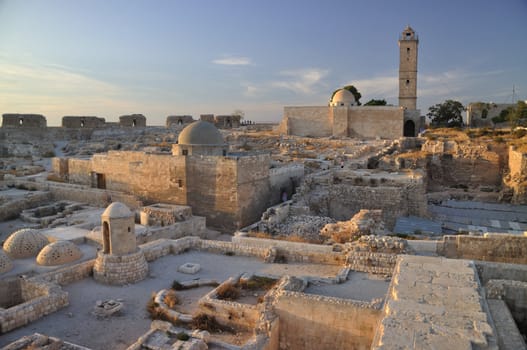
xmin=238 ymin=276 xmax=277 ymax=291
xmin=164 ymin=290 xmax=179 ymax=309
xmin=215 ymin=283 xmax=240 ymax=301
xmin=191 ymin=313 xmax=233 ymax=332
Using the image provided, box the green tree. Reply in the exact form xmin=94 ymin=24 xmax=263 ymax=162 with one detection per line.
xmin=508 ymin=101 xmax=527 ymax=126
xmin=364 ymin=99 xmax=387 ymax=106
xmin=331 ymin=85 xmax=362 ymax=105
xmin=427 ymin=100 xmax=465 ymax=127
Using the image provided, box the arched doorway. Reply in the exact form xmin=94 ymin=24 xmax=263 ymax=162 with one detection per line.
xmin=404 ymin=120 xmax=415 ymax=137
xmin=102 ymin=221 xmax=110 ymax=253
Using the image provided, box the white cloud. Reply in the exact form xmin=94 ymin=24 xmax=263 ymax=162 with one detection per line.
xmin=212 ymin=56 xmax=252 ymax=66
xmin=271 ymin=68 xmax=329 ymax=94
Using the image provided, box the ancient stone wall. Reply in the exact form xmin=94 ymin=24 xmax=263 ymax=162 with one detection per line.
xmin=135 ymin=216 xmax=206 ymax=245
xmin=199 ymin=277 xmax=261 ymax=331
xmin=236 ymin=154 xmax=273 ymax=228
xmin=269 ymin=164 xmax=304 ymax=203
xmin=119 ymin=114 xmax=146 ymax=127
xmin=438 ymin=234 xmax=527 ymax=264
xmin=507 ymin=146 xmax=527 ymax=203
xmin=166 ymin=115 xmax=194 ymax=128
xmin=90 ymin=151 xmax=187 ymax=204
xmin=1 ymin=114 xmax=47 ymax=128
xmin=275 ymin=291 xmax=381 ymax=350
xmin=62 ymin=116 xmax=106 ymax=128
xmin=347 ymin=106 xmax=404 ymax=139
xmin=0 ymin=279 xmax=22 ymax=309
xmin=0 ymin=279 xmax=68 ymax=333
xmin=298 ymin=170 xmax=426 ymax=229
xmin=281 ymin=107 xmax=332 ymax=137
xmin=0 ymin=191 xmax=50 ymax=221
xmin=185 ymin=155 xmax=238 ymax=229
xmin=421 ymin=140 xmax=506 ymax=190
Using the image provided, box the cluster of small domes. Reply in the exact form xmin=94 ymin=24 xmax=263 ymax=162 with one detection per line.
xmin=1 ymin=228 xmax=83 ymax=274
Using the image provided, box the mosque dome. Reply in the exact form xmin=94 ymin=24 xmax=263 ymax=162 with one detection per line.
xmin=3 ymin=228 xmax=49 ymax=259
xmin=330 ymin=89 xmax=356 ymax=107
xmin=178 ymin=121 xmax=225 ymax=145
xmin=0 ymin=249 xmax=13 ymax=274
xmin=102 ymin=202 xmax=133 ymax=219
xmin=36 ymin=240 xmax=83 ymax=266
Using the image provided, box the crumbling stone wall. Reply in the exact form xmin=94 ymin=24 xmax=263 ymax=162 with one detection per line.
xmin=1 ymin=114 xmax=47 ymax=128
xmin=506 ymin=146 xmax=527 ymax=204
xmin=119 ymin=114 xmax=146 ymax=127
xmin=166 ymin=115 xmax=194 ymax=128
xmin=0 ymin=279 xmax=68 ymax=333
xmin=62 ymin=116 xmax=106 ymax=128
xmin=297 ymin=170 xmax=426 ymax=229
xmin=421 ymin=140 xmax=507 ymax=190
xmin=438 ymin=234 xmax=527 ymax=264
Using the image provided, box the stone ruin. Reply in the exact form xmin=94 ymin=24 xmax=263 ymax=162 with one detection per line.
xmin=93 ymin=202 xmax=148 ymax=285
xmin=320 ymin=209 xmax=387 ymax=243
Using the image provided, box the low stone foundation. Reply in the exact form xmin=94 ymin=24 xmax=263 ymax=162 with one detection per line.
xmin=93 ymin=250 xmax=148 ymax=285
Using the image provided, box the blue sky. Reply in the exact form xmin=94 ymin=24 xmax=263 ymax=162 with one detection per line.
xmin=1 ymin=0 xmax=526 ymax=125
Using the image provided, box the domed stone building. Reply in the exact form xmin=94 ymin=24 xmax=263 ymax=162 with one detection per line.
xmin=53 ymin=121 xmax=299 ymax=231
xmin=172 ymin=120 xmax=227 ymax=156
xmin=279 ymin=26 xmax=423 ymax=138
xmin=93 ymin=202 xmax=148 ymax=285
xmin=330 ymin=89 xmax=357 ymax=107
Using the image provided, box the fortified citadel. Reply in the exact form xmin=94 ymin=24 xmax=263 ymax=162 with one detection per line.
xmin=0 ymin=27 xmax=526 ymax=350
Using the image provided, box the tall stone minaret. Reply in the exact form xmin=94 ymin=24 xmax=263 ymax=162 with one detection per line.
xmin=398 ymin=26 xmax=418 ymax=110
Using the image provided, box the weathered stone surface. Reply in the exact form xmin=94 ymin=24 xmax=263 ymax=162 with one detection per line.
xmin=372 ymin=255 xmax=498 ymax=350
xmin=3 ymin=228 xmax=48 ymax=259
xmin=36 ymin=240 xmax=83 ymax=266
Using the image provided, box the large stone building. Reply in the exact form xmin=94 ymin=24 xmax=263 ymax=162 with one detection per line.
xmin=52 ymin=121 xmax=301 ymax=231
xmin=279 ymin=26 xmax=422 ymax=138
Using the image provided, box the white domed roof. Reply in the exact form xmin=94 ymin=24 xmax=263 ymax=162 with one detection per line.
xmin=102 ymin=202 xmax=133 ymax=219
xmin=37 ymin=240 xmax=83 ymax=266
xmin=3 ymin=228 xmax=48 ymax=259
xmin=0 ymin=249 xmax=13 ymax=274
xmin=331 ymin=89 xmax=356 ymax=106
xmin=178 ymin=121 xmax=224 ymax=145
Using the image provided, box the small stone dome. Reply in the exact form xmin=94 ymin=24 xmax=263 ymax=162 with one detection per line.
xmin=3 ymin=228 xmax=48 ymax=259
xmin=102 ymin=202 xmax=133 ymax=219
xmin=36 ymin=240 xmax=83 ymax=266
xmin=0 ymin=250 xmax=13 ymax=274
xmin=330 ymin=89 xmax=356 ymax=106
xmin=178 ymin=121 xmax=224 ymax=145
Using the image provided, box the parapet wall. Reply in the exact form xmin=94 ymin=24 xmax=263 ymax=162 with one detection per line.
xmin=438 ymin=234 xmax=527 ymax=264
xmin=275 ymin=291 xmax=381 ymax=350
